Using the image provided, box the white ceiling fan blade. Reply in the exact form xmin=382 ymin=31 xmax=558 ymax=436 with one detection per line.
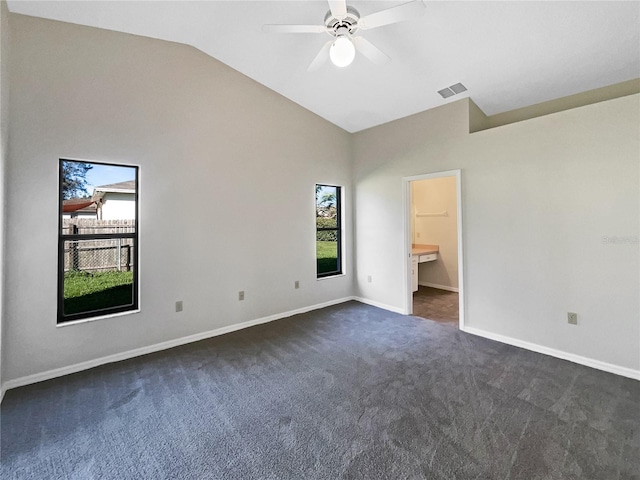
xmin=308 ymin=40 xmax=332 ymax=71
xmin=359 ymin=0 xmax=426 ymax=30
xmin=328 ymin=0 xmax=347 ymax=19
xmin=262 ymin=24 xmax=327 ymax=34
xmin=353 ymin=37 xmax=391 ymax=65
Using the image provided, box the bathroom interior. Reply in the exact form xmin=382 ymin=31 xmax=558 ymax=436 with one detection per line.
xmin=410 ymin=176 xmax=459 ymax=326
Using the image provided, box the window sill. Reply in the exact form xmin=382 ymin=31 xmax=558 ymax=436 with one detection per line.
xmin=57 ymin=308 xmax=141 ymax=328
xmin=316 ymin=273 xmax=346 ymax=281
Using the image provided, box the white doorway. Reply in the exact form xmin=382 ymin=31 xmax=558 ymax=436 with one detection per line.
xmin=402 ymin=170 xmax=464 ymax=329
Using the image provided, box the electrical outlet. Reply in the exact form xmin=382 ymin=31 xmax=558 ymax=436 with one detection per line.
xmin=567 ymin=312 xmax=578 ymax=325
xmin=367 ymin=275 xmax=372 ymax=283
xmin=417 ymin=232 xmax=421 ymax=238
xmin=295 ymin=280 xmax=300 ymax=289
xmin=175 ymin=301 xmax=183 ymax=312
xmin=238 ymin=291 xmax=245 ymax=301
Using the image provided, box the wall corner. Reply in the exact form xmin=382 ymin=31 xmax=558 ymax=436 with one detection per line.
xmin=467 ymin=98 xmax=490 ymax=133
xmin=0 ymin=0 xmax=12 ymax=399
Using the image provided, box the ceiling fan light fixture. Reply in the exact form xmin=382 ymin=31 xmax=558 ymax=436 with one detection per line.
xmin=329 ymin=35 xmax=355 ymax=67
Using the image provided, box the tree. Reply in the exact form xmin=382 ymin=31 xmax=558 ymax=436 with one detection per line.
xmin=316 ymin=187 xmax=336 ymax=209
xmin=62 ymin=161 xmax=93 ymax=199
xmin=319 ymin=191 xmax=336 ymax=208
xmin=316 ymin=187 xmax=337 ymax=218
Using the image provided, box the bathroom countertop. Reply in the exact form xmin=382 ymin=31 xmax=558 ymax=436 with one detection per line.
xmin=411 ymin=244 xmax=439 ymax=256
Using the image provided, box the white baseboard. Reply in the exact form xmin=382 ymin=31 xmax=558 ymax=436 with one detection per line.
xmin=1 ymin=297 xmax=355 ymax=394
xmin=353 ymin=296 xmax=404 ymax=314
xmin=418 ymin=281 xmax=459 ymax=293
xmin=462 ymin=325 xmax=640 ymax=381
xmin=8 ymin=298 xmax=634 ymax=398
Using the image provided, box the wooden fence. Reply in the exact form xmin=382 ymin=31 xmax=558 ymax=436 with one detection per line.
xmin=62 ymin=219 xmax=135 ymax=273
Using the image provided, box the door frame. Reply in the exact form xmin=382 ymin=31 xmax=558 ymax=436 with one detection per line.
xmin=402 ymin=169 xmax=465 ymax=329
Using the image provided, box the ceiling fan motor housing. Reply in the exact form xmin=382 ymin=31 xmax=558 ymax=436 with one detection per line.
xmin=324 ymin=6 xmax=360 ymax=36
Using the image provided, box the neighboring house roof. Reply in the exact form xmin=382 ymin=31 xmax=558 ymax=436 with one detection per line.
xmin=93 ymin=180 xmax=136 ymax=194
xmin=62 ymin=198 xmax=97 ymax=214
xmin=92 ymin=180 xmax=136 ymax=203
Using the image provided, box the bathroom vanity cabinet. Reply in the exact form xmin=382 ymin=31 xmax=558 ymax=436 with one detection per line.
xmin=411 ymin=244 xmax=439 ymax=292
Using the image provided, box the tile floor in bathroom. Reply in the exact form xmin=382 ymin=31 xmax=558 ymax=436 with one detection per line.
xmin=412 ymin=286 xmax=459 ymax=325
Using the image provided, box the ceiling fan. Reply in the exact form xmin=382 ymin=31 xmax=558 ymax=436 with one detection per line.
xmin=263 ymin=0 xmax=426 ymax=70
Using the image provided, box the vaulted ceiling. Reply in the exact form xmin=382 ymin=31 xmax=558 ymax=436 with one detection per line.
xmin=7 ymin=1 xmax=640 ymax=132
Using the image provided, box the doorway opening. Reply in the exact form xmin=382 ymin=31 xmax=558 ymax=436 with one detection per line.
xmin=403 ymin=170 xmax=464 ymax=329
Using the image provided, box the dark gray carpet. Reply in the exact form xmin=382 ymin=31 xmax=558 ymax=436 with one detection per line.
xmin=2 ymin=301 xmax=638 ymax=479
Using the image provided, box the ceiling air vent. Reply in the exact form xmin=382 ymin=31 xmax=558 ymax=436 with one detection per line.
xmin=450 ymin=83 xmax=467 ymax=94
xmin=438 ymin=82 xmax=467 ymax=99
xmin=437 ymin=87 xmax=455 ymax=99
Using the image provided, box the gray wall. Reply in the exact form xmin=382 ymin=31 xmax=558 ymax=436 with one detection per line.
xmin=0 ymin=0 xmax=10 ymax=392
xmin=353 ymin=96 xmax=639 ymax=372
xmin=4 ymin=14 xmax=353 ymax=382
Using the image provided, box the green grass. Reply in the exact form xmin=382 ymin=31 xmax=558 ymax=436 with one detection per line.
xmin=64 ymin=270 xmax=133 ymax=315
xmin=317 ymin=240 xmax=339 ymax=275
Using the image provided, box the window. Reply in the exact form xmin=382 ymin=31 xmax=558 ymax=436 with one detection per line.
xmin=316 ymin=184 xmax=342 ymax=278
xmin=58 ymin=159 xmax=139 ymax=323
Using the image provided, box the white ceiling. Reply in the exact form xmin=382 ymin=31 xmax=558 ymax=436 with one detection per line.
xmin=7 ymin=1 xmax=640 ymax=132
